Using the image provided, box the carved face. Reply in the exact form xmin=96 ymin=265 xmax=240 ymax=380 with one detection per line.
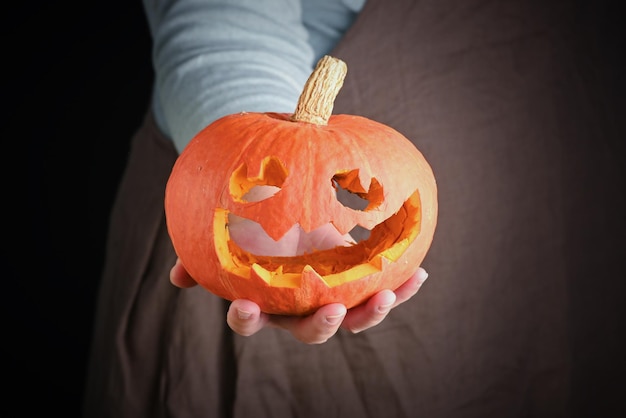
xmin=165 ymin=112 xmax=437 ymax=315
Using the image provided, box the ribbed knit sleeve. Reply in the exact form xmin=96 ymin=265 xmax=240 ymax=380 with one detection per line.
xmin=142 ymin=0 xmax=364 ymax=152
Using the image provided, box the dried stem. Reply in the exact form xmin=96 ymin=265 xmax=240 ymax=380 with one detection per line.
xmin=291 ymin=55 xmax=347 ymax=125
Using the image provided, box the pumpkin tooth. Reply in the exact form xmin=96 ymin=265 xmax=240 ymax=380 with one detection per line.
xmin=367 ymin=253 xmax=385 ymax=271
xmin=301 ymin=265 xmax=328 ymax=287
xmin=379 ymin=238 xmax=411 ymax=262
xmin=251 ymin=263 xmax=304 ymax=288
xmin=251 ymin=263 xmax=280 ymax=285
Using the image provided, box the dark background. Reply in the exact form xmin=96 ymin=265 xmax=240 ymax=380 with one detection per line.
xmin=3 ymin=2 xmax=152 ymax=416
xmin=2 ymin=1 xmax=624 ymax=417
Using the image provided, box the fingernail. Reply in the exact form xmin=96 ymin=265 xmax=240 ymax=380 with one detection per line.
xmin=377 ymin=303 xmax=394 ymax=314
xmin=325 ymin=313 xmax=345 ymax=325
xmin=417 ymin=268 xmax=429 ymax=283
xmin=237 ymin=309 xmax=252 ymax=320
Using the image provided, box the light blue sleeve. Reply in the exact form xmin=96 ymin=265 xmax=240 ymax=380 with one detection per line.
xmin=142 ymin=0 xmax=365 ymax=152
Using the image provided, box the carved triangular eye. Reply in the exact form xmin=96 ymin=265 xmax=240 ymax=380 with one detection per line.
xmin=332 ymin=170 xmax=383 ymax=212
xmin=332 ymin=170 xmax=383 ymax=242
xmin=229 ymin=156 xmax=287 ymax=202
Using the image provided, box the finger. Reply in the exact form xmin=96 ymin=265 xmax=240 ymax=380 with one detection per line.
xmin=270 ymin=303 xmax=347 ymax=344
xmin=392 ymin=267 xmax=429 ymax=307
xmin=341 ymin=267 xmax=429 ymax=333
xmin=169 ymin=258 xmax=198 ymax=288
xmin=340 ymin=289 xmax=397 ymax=334
xmin=226 ymin=299 xmax=270 ymax=337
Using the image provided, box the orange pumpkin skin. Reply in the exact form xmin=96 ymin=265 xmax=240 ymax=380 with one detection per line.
xmin=164 ymin=111 xmax=438 ymax=315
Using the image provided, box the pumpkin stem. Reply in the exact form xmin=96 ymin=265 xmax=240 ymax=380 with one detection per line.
xmin=291 ymin=55 xmax=347 ymax=125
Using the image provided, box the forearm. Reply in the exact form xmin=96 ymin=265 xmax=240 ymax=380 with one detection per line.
xmin=142 ymin=0 xmax=365 ymax=152
xmin=143 ymin=0 xmax=313 ymax=152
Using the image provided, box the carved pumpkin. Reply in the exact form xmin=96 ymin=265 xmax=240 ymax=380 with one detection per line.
xmin=164 ymin=56 xmax=438 ymax=315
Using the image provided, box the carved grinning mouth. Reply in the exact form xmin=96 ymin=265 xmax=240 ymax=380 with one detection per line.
xmin=212 ymin=189 xmax=422 ymax=288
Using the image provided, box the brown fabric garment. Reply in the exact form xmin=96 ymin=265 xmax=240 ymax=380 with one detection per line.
xmin=82 ymin=111 xmax=236 ymax=417
xmin=83 ymin=0 xmax=624 ymax=417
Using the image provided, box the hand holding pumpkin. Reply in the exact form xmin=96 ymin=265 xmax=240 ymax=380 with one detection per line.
xmin=170 ymin=257 xmax=429 ymax=344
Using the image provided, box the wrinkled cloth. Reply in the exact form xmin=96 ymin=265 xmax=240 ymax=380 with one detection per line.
xmin=82 ymin=0 xmax=624 ymax=417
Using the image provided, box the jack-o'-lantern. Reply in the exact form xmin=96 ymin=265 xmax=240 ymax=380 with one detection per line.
xmin=164 ymin=56 xmax=438 ymax=315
